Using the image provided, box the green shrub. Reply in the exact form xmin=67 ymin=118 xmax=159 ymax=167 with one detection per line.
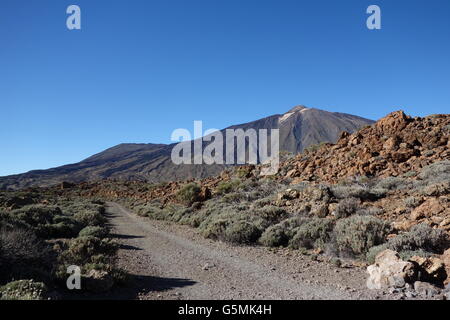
xmin=404 ymin=196 xmax=422 ymax=208
xmin=255 ymin=206 xmax=288 ymax=225
xmin=334 ymin=198 xmax=361 ymax=219
xmin=201 ymin=219 xmax=230 ymax=240
xmin=417 ymin=160 xmax=450 ymax=181
xmin=216 ymin=179 xmax=242 ymax=195
xmin=384 ymin=223 xmax=448 ymax=254
xmin=259 ymin=217 xmax=306 ymax=247
xmin=259 ymin=225 xmax=290 ymax=247
xmin=223 ymin=221 xmax=261 ymax=244
xmin=290 ymin=218 xmax=335 ymax=250
xmin=0 ymin=280 xmax=47 ymax=300
xmin=331 ymin=185 xmax=384 ymax=200
xmin=334 ymin=215 xmax=391 ymax=257
xmin=8 ymin=205 xmax=61 ymax=226
xmin=36 ymin=222 xmax=80 ymax=239
xmin=375 ymin=176 xmax=406 ymax=190
xmin=60 ymin=236 xmax=117 ymax=266
xmin=73 ymin=209 xmax=106 ymax=227
xmin=78 ymin=226 xmax=108 ymax=238
xmin=176 ymin=183 xmax=201 ymax=205
xmin=0 ymin=227 xmax=52 ymax=267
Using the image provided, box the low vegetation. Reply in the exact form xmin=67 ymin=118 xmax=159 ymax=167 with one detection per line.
xmin=119 ymin=160 xmax=450 ymax=270
xmin=0 ymin=191 xmax=125 ymax=300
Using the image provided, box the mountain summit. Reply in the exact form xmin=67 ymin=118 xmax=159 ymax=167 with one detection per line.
xmin=0 ymin=106 xmax=374 ymax=189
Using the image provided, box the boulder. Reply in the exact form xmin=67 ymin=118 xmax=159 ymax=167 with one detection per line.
xmin=414 ymin=281 xmax=440 ymax=298
xmin=366 ymin=249 xmax=416 ymax=290
xmin=442 ymin=249 xmax=450 ymax=286
xmin=410 ymin=198 xmax=445 ymax=221
xmin=409 ymin=256 xmax=447 ymax=285
xmin=199 ymin=186 xmax=211 ymax=202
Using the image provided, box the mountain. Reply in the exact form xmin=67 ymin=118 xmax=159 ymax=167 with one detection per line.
xmin=0 ymin=106 xmax=374 ymax=190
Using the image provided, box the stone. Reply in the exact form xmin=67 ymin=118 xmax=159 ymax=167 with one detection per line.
xmin=366 ymin=249 xmax=416 ymax=290
xmin=409 ymin=256 xmax=447 ymax=284
xmin=441 ymin=249 xmax=450 ymax=286
xmin=311 ymin=203 xmax=329 ymax=218
xmin=410 ymin=198 xmax=445 ymax=221
xmin=414 ymin=281 xmax=440 ymax=297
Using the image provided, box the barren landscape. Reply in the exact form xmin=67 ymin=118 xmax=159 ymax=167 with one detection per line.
xmin=1 ymin=110 xmax=448 ymax=300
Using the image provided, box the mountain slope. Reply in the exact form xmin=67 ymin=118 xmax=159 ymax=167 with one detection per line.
xmin=0 ymin=106 xmax=374 ymax=189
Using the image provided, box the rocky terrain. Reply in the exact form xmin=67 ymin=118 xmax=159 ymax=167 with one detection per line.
xmin=0 ymin=106 xmax=372 ymax=190
xmin=1 ymin=109 xmax=449 ymax=300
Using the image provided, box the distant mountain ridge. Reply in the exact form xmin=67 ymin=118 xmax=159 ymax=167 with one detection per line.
xmin=0 ymin=106 xmax=374 ymax=189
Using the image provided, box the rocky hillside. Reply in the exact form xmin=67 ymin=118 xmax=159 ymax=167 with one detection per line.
xmin=7 ymin=110 xmax=450 ymax=299
xmin=0 ymin=106 xmax=373 ymax=190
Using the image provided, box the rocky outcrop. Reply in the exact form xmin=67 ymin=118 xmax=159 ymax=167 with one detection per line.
xmin=366 ymin=249 xmax=416 ymax=290
xmin=413 ymin=281 xmax=440 ymax=298
xmin=409 ymin=255 xmax=447 ymax=285
xmin=442 ymin=249 xmax=450 ymax=286
xmin=283 ymin=111 xmax=449 ymax=184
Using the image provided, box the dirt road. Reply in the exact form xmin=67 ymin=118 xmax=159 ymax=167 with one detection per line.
xmin=106 ymin=202 xmax=381 ymax=300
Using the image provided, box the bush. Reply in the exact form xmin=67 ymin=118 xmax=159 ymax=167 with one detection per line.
xmin=201 ymin=219 xmax=230 ymax=240
xmin=259 ymin=225 xmax=290 ymax=247
xmin=60 ymin=236 xmax=117 ymax=266
xmin=417 ymin=160 xmax=450 ymax=181
xmin=8 ymin=205 xmax=61 ymax=226
xmin=78 ymin=226 xmax=108 ymax=238
xmin=0 ymin=280 xmax=47 ymax=300
xmin=334 ymin=215 xmax=391 ymax=257
xmin=0 ymin=227 xmax=54 ymax=285
xmin=331 ymin=185 xmax=385 ymax=200
xmin=404 ymin=196 xmax=422 ymax=208
xmin=334 ymin=198 xmax=361 ymax=219
xmin=176 ymin=183 xmax=201 ymax=205
xmin=73 ymin=208 xmax=106 ymax=227
xmin=36 ymin=222 xmax=80 ymax=239
xmin=290 ymin=218 xmax=335 ymax=250
xmin=384 ymin=223 xmax=449 ymax=254
xmin=375 ymin=177 xmax=406 ymax=190
xmin=255 ymin=206 xmax=287 ymax=225
xmin=216 ymin=180 xmax=242 ymax=195
xmin=223 ymin=221 xmax=261 ymax=244
xmin=0 ymin=227 xmax=52 ymax=266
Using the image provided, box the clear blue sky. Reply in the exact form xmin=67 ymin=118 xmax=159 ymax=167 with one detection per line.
xmin=1 ymin=0 xmax=449 ymax=176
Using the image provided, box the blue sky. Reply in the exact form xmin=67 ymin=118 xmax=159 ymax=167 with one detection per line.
xmin=1 ymin=0 xmax=449 ymax=176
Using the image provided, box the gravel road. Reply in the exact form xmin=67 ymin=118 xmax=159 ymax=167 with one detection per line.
xmin=106 ymin=202 xmax=386 ymax=300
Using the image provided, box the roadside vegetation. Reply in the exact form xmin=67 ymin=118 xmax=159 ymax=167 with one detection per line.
xmin=122 ymin=160 xmax=450 ymax=265
xmin=0 ymin=190 xmax=126 ymax=300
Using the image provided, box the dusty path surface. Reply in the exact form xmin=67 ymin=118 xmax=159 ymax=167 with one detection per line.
xmin=106 ymin=202 xmax=385 ymax=300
